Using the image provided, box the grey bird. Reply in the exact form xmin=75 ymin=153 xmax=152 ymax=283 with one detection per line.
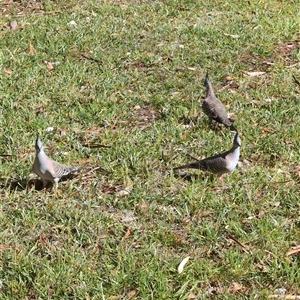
xmin=32 ymin=137 xmax=82 ymax=188
xmin=202 ymin=73 xmax=235 ymax=131
xmin=173 ymin=131 xmax=241 ymax=180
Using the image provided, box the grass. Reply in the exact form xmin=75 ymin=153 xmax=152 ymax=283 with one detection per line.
xmin=0 ymin=0 xmax=300 ymax=298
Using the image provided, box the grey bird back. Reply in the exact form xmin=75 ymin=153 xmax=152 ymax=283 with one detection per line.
xmin=174 ymin=152 xmax=228 ymax=175
xmin=200 ymin=156 xmax=229 ymax=174
xmin=52 ymin=160 xmax=82 ymax=178
xmin=173 ymin=131 xmax=241 ymax=175
xmin=202 ymin=74 xmax=233 ymax=129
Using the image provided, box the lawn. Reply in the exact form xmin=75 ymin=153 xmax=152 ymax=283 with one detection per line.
xmin=0 ymin=0 xmax=300 ymax=298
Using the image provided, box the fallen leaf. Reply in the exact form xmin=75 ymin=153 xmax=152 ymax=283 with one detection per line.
xmin=67 ymin=20 xmax=77 ymax=27
xmin=286 ymin=245 xmax=300 ymax=256
xmin=115 ymin=188 xmax=131 ymax=197
xmin=121 ymin=228 xmax=132 ymax=241
xmin=10 ymin=20 xmax=18 ymax=30
xmin=269 ymin=295 xmax=300 ymax=299
xmin=29 ymin=43 xmax=36 ymax=55
xmin=226 ymin=75 xmax=234 ymax=81
xmin=19 ymin=153 xmax=28 ymax=159
xmin=0 ymin=244 xmax=10 ymax=250
xmin=4 ymin=68 xmax=13 ymax=75
xmin=46 ymin=61 xmax=54 ymax=71
xmin=251 ymin=100 xmax=260 ymax=105
xmin=83 ymin=143 xmax=110 ymax=148
xmin=261 ymin=128 xmax=273 ymax=134
xmin=257 ymin=210 xmax=265 ymax=218
xmin=188 ymin=292 xmax=197 ymax=299
xmin=227 ymin=234 xmax=251 ymax=252
xmin=243 ymin=71 xmax=266 ymax=77
xmin=59 ymin=129 xmax=67 ymax=136
xmin=224 ymin=33 xmax=240 ymax=39
xmin=228 ymin=282 xmax=243 ymax=293
xmin=197 ymin=211 xmax=214 ymax=217
xmin=178 ymin=256 xmax=190 ymax=274
xmin=127 ymin=289 xmax=137 ymax=299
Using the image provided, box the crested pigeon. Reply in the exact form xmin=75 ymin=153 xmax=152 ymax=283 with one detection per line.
xmin=173 ymin=131 xmax=241 ymax=179
xmin=32 ymin=137 xmax=82 ymax=188
xmin=202 ymin=73 xmax=235 ymax=130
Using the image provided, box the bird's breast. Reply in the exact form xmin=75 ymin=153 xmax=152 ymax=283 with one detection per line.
xmin=225 ymin=148 xmax=240 ymax=171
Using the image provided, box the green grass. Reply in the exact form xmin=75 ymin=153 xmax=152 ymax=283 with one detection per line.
xmin=0 ymin=0 xmax=300 ymax=298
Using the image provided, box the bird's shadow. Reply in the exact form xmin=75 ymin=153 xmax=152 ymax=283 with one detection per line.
xmin=0 ymin=173 xmax=81 ymax=192
xmin=174 ymin=173 xmax=204 ymax=182
xmin=0 ymin=166 xmax=106 ymax=192
xmin=178 ymin=114 xmax=200 ymax=126
xmin=0 ymin=178 xmax=44 ymax=191
xmin=172 ymin=170 xmax=216 ymax=182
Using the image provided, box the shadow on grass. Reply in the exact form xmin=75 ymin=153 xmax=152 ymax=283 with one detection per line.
xmin=178 ymin=114 xmax=200 ymax=125
xmin=178 ymin=113 xmax=233 ymax=133
xmin=0 ymin=174 xmax=82 ymax=192
xmin=0 ymin=178 xmax=44 ymax=191
xmin=173 ymin=171 xmax=215 ymax=182
xmin=0 ymin=166 xmax=109 ymax=192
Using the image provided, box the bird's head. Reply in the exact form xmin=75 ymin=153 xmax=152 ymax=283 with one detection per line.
xmin=233 ymin=131 xmax=241 ymax=147
xmin=204 ymin=72 xmax=210 ymax=87
xmin=35 ymin=136 xmax=44 ymax=152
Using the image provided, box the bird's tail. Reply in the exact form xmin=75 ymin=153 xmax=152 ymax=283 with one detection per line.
xmin=60 ymin=165 xmax=83 ymax=178
xmin=70 ymin=166 xmax=83 ymax=173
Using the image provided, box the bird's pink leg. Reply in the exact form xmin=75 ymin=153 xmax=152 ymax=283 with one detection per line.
xmin=219 ymin=175 xmax=225 ymax=183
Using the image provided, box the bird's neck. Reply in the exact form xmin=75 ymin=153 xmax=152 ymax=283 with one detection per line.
xmin=206 ymin=82 xmax=215 ymax=97
xmin=37 ymin=149 xmax=47 ymax=158
xmin=232 ymin=146 xmax=240 ymax=155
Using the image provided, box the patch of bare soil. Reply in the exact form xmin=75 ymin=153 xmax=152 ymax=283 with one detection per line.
xmin=0 ymin=1 xmax=44 ymax=17
xmin=277 ymin=39 xmax=300 ymax=60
